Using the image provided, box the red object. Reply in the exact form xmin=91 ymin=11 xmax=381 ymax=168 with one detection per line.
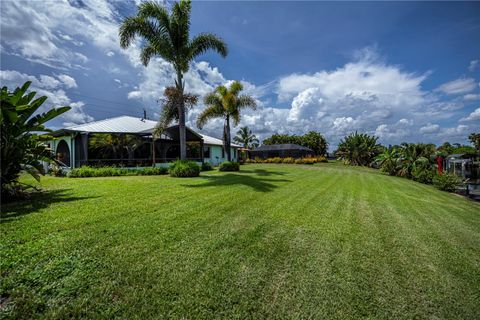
xmin=437 ymin=156 xmax=443 ymax=174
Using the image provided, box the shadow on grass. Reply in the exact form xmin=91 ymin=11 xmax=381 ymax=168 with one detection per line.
xmin=1 ymin=189 xmax=98 ymax=223
xmin=183 ymin=173 xmax=291 ymax=192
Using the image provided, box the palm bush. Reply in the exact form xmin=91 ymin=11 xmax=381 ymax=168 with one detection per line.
xmin=219 ymin=161 xmax=240 ymax=171
xmin=375 ymin=148 xmax=400 ymax=176
xmin=335 ymin=132 xmax=382 ymax=166
xmin=169 ymin=160 xmax=200 ymax=177
xmin=1 ymin=81 xmax=70 ymax=199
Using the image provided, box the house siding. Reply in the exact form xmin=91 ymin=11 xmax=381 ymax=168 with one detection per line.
xmin=204 ymin=145 xmax=238 ymax=166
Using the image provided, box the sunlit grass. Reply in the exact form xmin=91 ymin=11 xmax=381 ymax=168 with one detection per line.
xmin=1 ymin=164 xmax=479 ymax=319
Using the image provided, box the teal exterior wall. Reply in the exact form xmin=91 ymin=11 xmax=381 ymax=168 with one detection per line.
xmin=48 ymin=135 xmax=75 ymax=168
xmin=204 ymin=145 xmax=238 ymax=166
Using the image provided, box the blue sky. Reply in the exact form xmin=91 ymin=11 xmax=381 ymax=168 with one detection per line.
xmin=1 ymin=0 xmax=479 ymax=148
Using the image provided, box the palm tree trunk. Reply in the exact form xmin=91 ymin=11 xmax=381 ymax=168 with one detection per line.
xmin=224 ymin=115 xmax=231 ymax=162
xmin=176 ymin=70 xmax=187 ymax=161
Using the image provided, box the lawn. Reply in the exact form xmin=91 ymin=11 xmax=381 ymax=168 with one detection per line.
xmin=1 ymin=163 xmax=479 ymax=319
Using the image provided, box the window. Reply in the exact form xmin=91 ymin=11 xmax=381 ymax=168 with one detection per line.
xmin=203 ymin=146 xmax=211 ymax=158
xmin=222 ymin=147 xmax=225 ymax=158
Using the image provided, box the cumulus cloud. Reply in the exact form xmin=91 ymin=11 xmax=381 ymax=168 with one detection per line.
xmin=57 ymin=74 xmax=78 ymax=88
xmin=460 ymin=107 xmax=480 ymax=122
xmin=419 ymin=123 xmax=440 ymax=134
xmin=436 ymin=77 xmax=477 ymax=95
xmin=0 ymin=70 xmax=93 ymax=126
xmin=0 ymin=0 xmax=121 ymax=69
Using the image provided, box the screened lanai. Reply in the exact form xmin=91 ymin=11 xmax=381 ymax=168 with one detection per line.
xmin=50 ymin=116 xmax=205 ymax=168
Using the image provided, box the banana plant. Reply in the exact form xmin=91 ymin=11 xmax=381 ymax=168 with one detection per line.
xmin=1 ymin=81 xmax=70 ymax=197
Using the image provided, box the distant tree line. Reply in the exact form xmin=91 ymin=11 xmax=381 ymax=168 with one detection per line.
xmin=262 ymin=131 xmax=328 ymax=156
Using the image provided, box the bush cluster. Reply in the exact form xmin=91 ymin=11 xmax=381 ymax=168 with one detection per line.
xmin=169 ymin=160 xmax=200 ymax=177
xmin=69 ymin=166 xmax=168 ymax=178
xmin=245 ymin=156 xmax=328 ymax=164
xmin=432 ymin=172 xmax=460 ymax=192
xmin=219 ymin=161 xmax=240 ymax=171
xmin=201 ymin=162 xmax=214 ymax=171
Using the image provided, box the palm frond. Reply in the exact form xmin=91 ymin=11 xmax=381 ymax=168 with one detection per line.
xmin=189 ymin=33 xmax=228 ymax=59
xmin=196 ymin=105 xmax=223 ymax=129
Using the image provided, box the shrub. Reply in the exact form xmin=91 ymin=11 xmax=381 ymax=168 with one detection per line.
xmin=139 ymin=167 xmax=168 ymax=175
xmin=169 ymin=160 xmax=200 ymax=177
xmin=315 ymin=156 xmax=328 ymax=163
xmin=219 ymin=161 xmax=240 ymax=171
xmin=432 ymin=172 xmax=460 ymax=192
xmin=412 ymin=167 xmax=435 ymax=184
xmin=48 ymin=164 xmax=66 ymax=177
xmin=282 ymin=157 xmax=295 ymax=164
xmin=201 ymin=162 xmax=214 ymax=171
xmin=68 ymin=166 xmax=167 ymax=178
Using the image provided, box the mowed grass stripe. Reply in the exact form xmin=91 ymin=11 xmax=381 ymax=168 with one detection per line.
xmin=1 ymin=164 xmax=479 ymax=319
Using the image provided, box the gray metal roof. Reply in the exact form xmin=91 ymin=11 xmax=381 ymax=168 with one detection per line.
xmin=200 ymin=134 xmax=241 ymax=148
xmin=253 ymin=143 xmax=313 ymax=152
xmin=58 ymin=115 xmax=240 ymax=148
xmin=65 ymin=116 xmax=157 ymax=134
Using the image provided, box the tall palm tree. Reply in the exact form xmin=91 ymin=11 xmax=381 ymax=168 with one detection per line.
xmin=197 ymin=81 xmax=256 ymax=161
xmin=233 ymin=126 xmax=259 ymax=149
xmin=119 ymin=0 xmax=227 ymax=160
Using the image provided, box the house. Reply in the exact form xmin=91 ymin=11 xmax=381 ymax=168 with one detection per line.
xmin=445 ymin=153 xmax=479 ymax=179
xmin=47 ymin=116 xmax=240 ymax=169
xmin=249 ymin=144 xmax=313 ymax=159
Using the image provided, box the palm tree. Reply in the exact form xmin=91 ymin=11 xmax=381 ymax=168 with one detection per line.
xmin=197 ymin=81 xmax=256 ymax=161
xmin=119 ymin=0 xmax=228 ymax=160
xmin=233 ymin=126 xmax=259 ymax=149
xmin=375 ymin=147 xmax=400 ymax=176
xmin=335 ymin=132 xmax=382 ymax=166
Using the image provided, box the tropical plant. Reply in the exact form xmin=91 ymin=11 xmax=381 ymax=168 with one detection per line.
xmin=169 ymin=160 xmax=200 ymax=177
xmin=375 ymin=147 xmax=400 ymax=176
xmin=68 ymin=166 xmax=168 ymax=178
xmin=432 ymin=172 xmax=460 ymax=192
xmin=219 ymin=161 xmax=240 ymax=171
xmin=335 ymin=132 xmax=382 ymax=166
xmin=120 ymin=0 xmax=227 ymax=160
xmin=197 ymin=81 xmax=256 ymax=161
xmin=262 ymin=131 xmax=328 ymax=156
xmin=396 ymin=143 xmax=436 ymax=178
xmin=233 ymin=126 xmax=259 ymax=149
xmin=1 ymin=81 xmax=70 ymax=199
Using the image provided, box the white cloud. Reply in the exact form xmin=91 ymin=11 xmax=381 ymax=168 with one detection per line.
xmin=437 ymin=77 xmax=477 ymax=95
xmin=460 ymin=108 xmax=480 ymax=122
xmin=0 ymin=70 xmax=92 ymax=126
xmin=57 ymin=74 xmax=78 ymax=88
xmin=106 ymin=51 xmax=115 ymax=57
xmin=468 ymin=60 xmax=478 ymax=72
xmin=464 ymin=93 xmax=480 ymax=101
xmin=419 ymin=123 xmax=440 ymax=134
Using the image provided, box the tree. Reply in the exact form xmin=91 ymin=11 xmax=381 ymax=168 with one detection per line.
xmin=154 ymin=87 xmax=198 ymax=164
xmin=302 ymin=131 xmax=328 ymax=156
xmin=468 ymin=133 xmax=480 ymax=154
xmin=119 ymin=0 xmax=227 ymax=160
xmin=335 ymin=132 xmax=382 ymax=166
xmin=1 ymin=81 xmax=70 ymax=199
xmin=197 ymin=81 xmax=256 ymax=161
xmin=233 ymin=126 xmax=259 ymax=149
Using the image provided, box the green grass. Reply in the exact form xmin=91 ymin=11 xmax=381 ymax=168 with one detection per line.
xmin=1 ymin=164 xmax=479 ymax=319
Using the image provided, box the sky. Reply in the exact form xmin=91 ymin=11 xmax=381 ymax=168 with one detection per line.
xmin=1 ymin=0 xmax=479 ymax=149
